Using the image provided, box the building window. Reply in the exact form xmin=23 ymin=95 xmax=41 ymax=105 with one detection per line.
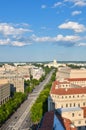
xmin=70 ymin=104 xmax=72 ymax=107
xmin=78 ymin=121 xmax=81 ymax=124
xmin=83 ymin=102 xmax=85 ymax=106
xmin=62 ymin=96 xmax=64 ymax=98
xmin=82 ymin=95 xmax=84 ymax=97
xmin=78 ymin=104 xmax=80 ymax=107
xmin=74 ymin=103 xmax=75 ymax=107
xmin=79 ymin=114 xmax=81 ymax=116
xmin=61 ymin=105 xmax=63 ymax=108
xmin=72 ymin=113 xmax=74 ymax=117
xmin=66 ymin=104 xmax=68 ymax=107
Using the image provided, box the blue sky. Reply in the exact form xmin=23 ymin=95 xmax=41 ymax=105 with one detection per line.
xmin=0 ymin=0 xmax=86 ymax=62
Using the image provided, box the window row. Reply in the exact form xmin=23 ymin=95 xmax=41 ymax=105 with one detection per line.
xmin=61 ymin=94 xmax=85 ymax=99
xmin=61 ymin=102 xmax=86 ymax=108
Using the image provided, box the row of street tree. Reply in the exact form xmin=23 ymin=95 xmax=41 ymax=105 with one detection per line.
xmin=24 ymin=66 xmax=53 ymax=94
xmin=30 ymin=70 xmax=56 ymax=123
xmin=0 ymin=92 xmax=27 ymax=126
xmin=0 ymin=65 xmax=53 ymax=126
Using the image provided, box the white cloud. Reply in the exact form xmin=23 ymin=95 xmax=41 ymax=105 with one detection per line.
xmin=0 ymin=23 xmax=32 ymax=36
xmin=53 ymin=2 xmax=62 ymax=8
xmin=53 ymin=35 xmax=80 ymax=42
xmin=41 ymin=5 xmax=46 ymax=9
xmin=0 ymin=38 xmax=28 ymax=46
xmin=0 ymin=34 xmax=81 ymax=47
xmin=74 ymin=0 xmax=86 ymax=6
xmin=12 ymin=41 xmax=26 ymax=46
xmin=72 ymin=10 xmax=82 ymax=16
xmin=0 ymin=38 xmax=10 ymax=45
xmin=58 ymin=21 xmax=86 ymax=33
xmin=64 ymin=0 xmax=86 ymax=7
xmin=31 ymin=34 xmax=80 ymax=43
xmin=77 ymin=43 xmax=86 ymax=46
xmin=31 ymin=34 xmax=52 ymax=42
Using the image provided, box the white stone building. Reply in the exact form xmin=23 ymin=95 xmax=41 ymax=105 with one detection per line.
xmin=48 ymin=79 xmax=86 ymax=129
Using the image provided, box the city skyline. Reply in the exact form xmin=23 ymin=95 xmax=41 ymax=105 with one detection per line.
xmin=0 ymin=0 xmax=86 ymax=61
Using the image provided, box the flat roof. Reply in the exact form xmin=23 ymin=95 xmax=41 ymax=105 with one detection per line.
xmin=0 ymin=79 xmax=8 ymax=84
xmin=57 ymin=107 xmax=82 ymax=113
xmin=51 ymin=82 xmax=86 ymax=95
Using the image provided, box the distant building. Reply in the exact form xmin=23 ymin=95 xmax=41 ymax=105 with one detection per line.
xmin=56 ymin=67 xmax=86 ymax=80
xmin=44 ymin=60 xmax=66 ymax=68
xmin=8 ymin=76 xmax=24 ymax=93
xmin=0 ymin=79 xmax=10 ymax=106
xmin=31 ymin=67 xmax=45 ymax=80
xmin=44 ymin=60 xmax=58 ymax=68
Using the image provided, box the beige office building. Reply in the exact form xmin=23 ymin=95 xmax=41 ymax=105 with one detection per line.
xmin=0 ymin=79 xmax=10 ymax=106
xmin=56 ymin=67 xmax=86 ymax=80
xmin=48 ymin=79 xmax=86 ymax=129
xmin=9 ymin=76 xmax=24 ymax=93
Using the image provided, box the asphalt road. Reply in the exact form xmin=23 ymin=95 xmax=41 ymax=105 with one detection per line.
xmin=0 ymin=70 xmax=54 ymax=130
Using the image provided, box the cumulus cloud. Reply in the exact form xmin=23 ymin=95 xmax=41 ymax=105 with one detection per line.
xmin=58 ymin=21 xmax=86 ymax=33
xmin=31 ymin=34 xmax=52 ymax=42
xmin=64 ymin=0 xmax=86 ymax=7
xmin=74 ymin=0 xmax=86 ymax=6
xmin=77 ymin=43 xmax=86 ymax=46
xmin=41 ymin=5 xmax=46 ymax=9
xmin=72 ymin=10 xmax=82 ymax=16
xmin=53 ymin=35 xmax=80 ymax=42
xmin=12 ymin=41 xmax=26 ymax=47
xmin=31 ymin=34 xmax=80 ymax=43
xmin=0 ymin=23 xmax=32 ymax=36
xmin=30 ymin=34 xmax=81 ymax=47
xmin=0 ymin=38 xmax=25 ymax=46
xmin=0 ymin=22 xmax=33 ymax=47
xmin=0 ymin=38 xmax=10 ymax=45
xmin=53 ymin=2 xmax=62 ymax=8
xmin=0 ymin=33 xmax=83 ymax=47
xmin=0 ymin=22 xmax=84 ymax=47
xmin=0 ymin=37 xmax=32 ymax=47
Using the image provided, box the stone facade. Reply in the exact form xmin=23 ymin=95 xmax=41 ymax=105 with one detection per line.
xmin=56 ymin=67 xmax=86 ymax=80
xmin=0 ymin=79 xmax=10 ymax=106
xmin=48 ymin=78 xmax=86 ymax=128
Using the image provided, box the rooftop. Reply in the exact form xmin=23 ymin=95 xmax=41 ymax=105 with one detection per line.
xmin=0 ymin=79 xmax=8 ymax=84
xmin=38 ymin=111 xmax=77 ymax=130
xmin=57 ymin=107 xmax=82 ymax=113
xmin=51 ymin=81 xmax=86 ymax=95
xmin=67 ymin=78 xmax=86 ymax=81
xmin=38 ymin=111 xmax=54 ymax=130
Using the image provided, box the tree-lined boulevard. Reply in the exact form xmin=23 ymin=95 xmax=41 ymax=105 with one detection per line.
xmin=0 ymin=69 xmax=55 ymax=130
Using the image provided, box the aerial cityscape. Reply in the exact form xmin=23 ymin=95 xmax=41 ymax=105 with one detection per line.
xmin=0 ymin=0 xmax=86 ymax=130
